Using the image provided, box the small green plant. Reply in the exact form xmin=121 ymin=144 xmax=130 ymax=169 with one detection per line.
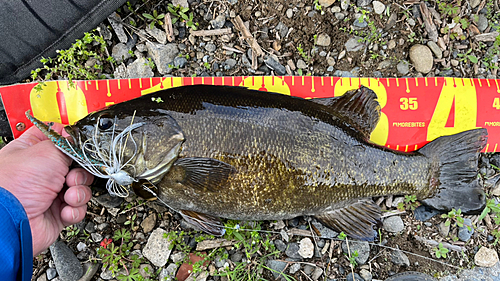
xmin=441 ymin=208 xmax=470 ymax=230
xmin=151 ymin=97 xmax=164 ymax=103
xmin=438 ymin=1 xmax=460 ymax=17
xmin=338 ymin=231 xmax=347 ymax=240
xmin=98 ymin=229 xmax=142 ymax=280
xmin=397 ymin=195 xmax=421 ymax=211
xmin=347 ymin=250 xmax=359 ymax=268
xmin=457 ymin=49 xmax=478 ymax=64
xmin=167 ymin=4 xmax=199 ymax=30
xmin=142 ymin=10 xmax=165 ymax=29
xmin=145 ymin=58 xmax=155 ymax=70
xmin=64 ymin=225 xmax=80 ymax=239
xmin=313 ymin=0 xmax=325 ymax=15
xmin=124 ymin=213 xmax=137 ymax=228
xmin=433 ymin=243 xmax=449 ymax=259
xmin=203 ymin=62 xmax=211 ymax=70
xmin=479 ymin=198 xmax=500 ymax=222
xmin=408 ymin=32 xmax=416 ymax=43
xmin=31 ymin=31 xmax=109 ymax=87
xmin=296 ymin=44 xmax=311 ymax=63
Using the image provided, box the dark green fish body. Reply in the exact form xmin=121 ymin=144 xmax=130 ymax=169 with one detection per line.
xmin=58 ymin=85 xmax=487 ymax=239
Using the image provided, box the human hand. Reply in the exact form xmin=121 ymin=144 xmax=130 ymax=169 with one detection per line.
xmin=0 ymin=123 xmax=93 ymax=255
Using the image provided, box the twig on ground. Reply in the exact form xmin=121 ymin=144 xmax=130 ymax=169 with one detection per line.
xmin=420 ymin=2 xmax=438 ymax=42
xmin=164 ymin=13 xmax=174 ymax=42
xmin=222 ymin=45 xmax=243 ymax=53
xmin=232 ymin=15 xmax=263 ymax=69
xmin=190 ymin=28 xmax=232 ymax=37
xmin=414 ymin=235 xmax=466 ymax=252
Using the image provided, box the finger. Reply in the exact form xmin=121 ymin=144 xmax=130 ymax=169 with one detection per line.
xmin=60 ymin=204 xmax=88 ymax=226
xmin=64 ymin=185 xmax=92 ymax=207
xmin=66 ymin=168 xmax=94 ymax=187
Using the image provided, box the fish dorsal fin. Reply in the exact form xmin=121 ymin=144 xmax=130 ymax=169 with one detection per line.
xmin=312 ymin=86 xmax=381 ymax=138
xmin=179 ymin=210 xmax=225 ymax=236
xmin=314 ymin=200 xmax=381 ymax=241
xmin=173 ymin=157 xmax=236 ymax=192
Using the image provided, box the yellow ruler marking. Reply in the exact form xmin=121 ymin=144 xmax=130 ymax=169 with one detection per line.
xmin=139 ymin=78 xmax=143 ymax=88
xmin=405 ymin=78 xmax=410 ymax=93
xmin=95 ymin=81 xmax=99 ymax=91
xmin=414 ymin=144 xmax=418 ymax=150
xmin=105 ymin=102 xmax=115 ymax=106
xmin=434 ymin=77 xmax=438 ymax=86
xmin=405 ymin=145 xmax=408 ymax=152
xmin=425 ymin=77 xmax=428 ymax=86
xmin=212 ymin=76 xmax=215 ymax=84
xmin=485 ymin=144 xmax=490 ymax=153
xmin=202 ymin=77 xmax=205 ymax=84
xmin=415 ymin=77 xmax=419 ymax=87
xmin=106 ymin=80 xmax=110 ymax=97
xmin=478 ymin=78 xmax=482 ymax=87
xmin=396 ymin=77 xmax=399 ymax=87
xmin=302 ymin=76 xmax=304 ymax=86
xmin=321 ymin=76 xmax=324 ymax=86
xmin=387 ymin=145 xmax=390 ymax=148
xmin=84 ymin=81 xmax=88 ymax=91
xmin=311 ymin=76 xmax=315 ymax=92
xmin=386 ymin=78 xmax=390 ymax=87
xmin=292 ymin=76 xmax=295 ymax=86
xmin=487 ymin=79 xmax=491 ymax=87
xmin=191 ymin=77 xmax=194 ymax=85
xmin=232 ymin=76 xmax=235 ymax=86
xmin=128 ymin=79 xmax=132 ymax=89
xmin=396 ymin=145 xmax=399 ymax=150
xmin=495 ymin=79 xmax=500 ymax=93
xmin=331 ymin=77 xmax=334 ymax=86
xmin=117 ymin=79 xmax=121 ymax=90
xmin=149 ymin=77 xmax=153 ymax=88
xmin=495 ymin=143 xmax=498 ymax=153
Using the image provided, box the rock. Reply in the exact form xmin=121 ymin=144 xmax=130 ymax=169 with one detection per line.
xmin=391 ymin=250 xmax=410 ymax=266
xmin=409 ymin=44 xmax=433 ymax=74
xmin=475 ymin=247 xmax=499 ymax=267
xmin=127 ymin=57 xmax=154 ymax=78
xmin=159 ymin=264 xmax=178 ymax=281
xmin=414 ymin=205 xmax=441 ymax=221
xmin=204 ymin=43 xmax=216 ymax=52
xmin=285 ymin=242 xmax=303 ymax=259
xmin=146 ymin=42 xmax=179 ymax=75
xmin=372 ymin=1 xmax=385 ymax=14
xmin=396 ymin=60 xmax=410 ymax=75
xmin=335 ymin=12 xmax=345 ymax=20
xmin=387 ymin=39 xmax=396 ymax=49
xmin=312 ymin=221 xmax=338 ymax=238
xmin=312 ymin=267 xmax=323 ymax=280
xmin=107 ymin=13 xmax=128 ymax=44
xmin=141 ymin=213 xmax=157 ymax=233
xmin=76 ymin=242 xmax=86 ymax=252
xmin=471 ymin=0 xmax=481 ymax=8
xmin=113 ymin=63 xmax=127 ymax=79
xmin=341 ymin=0 xmax=350 ymax=10
xmin=275 ymin=239 xmax=287 ymax=252
xmin=77 ymin=262 xmax=99 ymax=281
xmin=392 ymin=197 xmax=405 ymax=208
xmin=383 ymin=216 xmax=405 ymax=233
xmin=91 ymin=233 xmax=102 ymax=243
xmin=458 ymin=218 xmax=474 ymax=242
xmin=357 ymin=0 xmax=372 ymax=7
xmin=297 ymin=59 xmax=308 ymax=69
xmin=289 ymin=263 xmax=301 ymax=274
xmin=359 ymin=268 xmax=372 ymax=281
xmin=345 ymin=36 xmax=366 ymax=52
xmin=266 ymin=260 xmax=287 ymax=279
xmin=427 ymin=41 xmax=442 ymax=59
xmin=353 ymin=17 xmax=368 ymax=28
xmin=327 ymin=57 xmax=336 ymax=66
xmin=210 ymin=14 xmax=226 ymax=29
xmin=47 ymin=268 xmax=57 ymax=280
xmin=286 ymin=8 xmax=293 ymax=18
xmin=438 ymin=221 xmax=450 ymax=237
xmin=93 ymin=194 xmax=123 ymax=209
xmin=96 ymin=223 xmax=109 ymax=232
xmin=173 ymin=57 xmax=187 ymax=68
xmin=298 ymin=238 xmax=314 ymax=258
xmin=84 ymin=222 xmax=95 ymax=233
xmin=230 ymin=251 xmax=244 ymax=263
xmin=477 ymin=14 xmax=489 ymax=32
xmin=50 ymin=241 xmax=83 ymax=281
xmin=341 ymin=241 xmax=370 ymax=265
xmin=304 ymin=265 xmax=315 ymax=274
xmin=316 ymin=33 xmax=331 ymax=46
xmin=146 ymin=26 xmax=167 ymax=44
xmin=139 ymin=264 xmax=153 ymax=279
xmin=378 ymin=60 xmax=392 ymax=69
xmin=172 ymin=0 xmax=189 ymax=8
xmin=142 ymin=228 xmax=173 ymax=267
xmin=171 ymin=252 xmax=187 ymax=264
xmin=111 ymin=43 xmax=131 ymax=63
xmin=338 ymin=50 xmax=346 ymax=60
xmin=264 ymin=57 xmax=286 ymax=75
xmin=275 ymin=22 xmax=289 ymax=38
xmin=319 ymin=0 xmax=336 ymax=8
xmin=347 ymin=273 xmax=364 ymax=281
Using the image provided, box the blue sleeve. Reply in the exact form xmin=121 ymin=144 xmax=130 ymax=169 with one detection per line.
xmin=0 ymin=187 xmax=33 ymax=281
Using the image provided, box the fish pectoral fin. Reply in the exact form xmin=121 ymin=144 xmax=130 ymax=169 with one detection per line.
xmin=179 ymin=210 xmax=225 ymax=236
xmin=311 ymin=86 xmax=380 ymax=139
xmin=174 ymin=157 xmax=236 ymax=192
xmin=315 ymin=200 xmax=381 ymax=241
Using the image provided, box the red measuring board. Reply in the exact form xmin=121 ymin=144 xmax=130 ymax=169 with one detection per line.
xmin=1 ymin=76 xmax=499 ymax=152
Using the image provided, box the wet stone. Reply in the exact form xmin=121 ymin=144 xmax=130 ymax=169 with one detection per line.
xmin=267 ymin=260 xmax=287 ymax=279
xmin=93 ymin=194 xmax=123 ymax=209
xmin=347 ymin=272 xmax=365 ymax=281
xmin=46 ymin=268 xmax=57 ymax=280
xmin=414 ymin=205 xmax=441 ymax=221
xmin=397 ymin=60 xmax=410 ymax=75
xmin=174 ymin=57 xmax=188 ymax=68
xmin=210 ymin=14 xmax=226 ymax=29
xmin=84 ymin=222 xmax=95 ymax=233
xmin=458 ymin=218 xmax=474 ymax=242
xmin=427 ymin=41 xmax=443 ymax=59
xmin=264 ymin=57 xmax=286 ymax=75
xmin=289 ymin=263 xmax=301 ymax=274
xmin=345 ymin=36 xmax=366 ymax=52
xmin=275 ymin=22 xmax=289 ymax=38
xmin=359 ymin=268 xmax=372 ymax=281
xmin=159 ymin=264 xmax=178 ymax=281
xmin=275 ymin=240 xmax=287 ymax=252
xmin=285 ymin=242 xmax=302 ymax=259
xmin=353 ymin=17 xmax=368 ymax=28
xmin=204 ymin=43 xmax=216 ymax=52
xmin=50 ymin=241 xmax=83 ymax=281
xmin=342 ymin=241 xmax=370 ymax=265
xmin=383 ymin=216 xmax=405 ymax=233
xmin=391 ymin=250 xmax=410 ymax=267
xmin=357 ymin=0 xmax=372 ymax=7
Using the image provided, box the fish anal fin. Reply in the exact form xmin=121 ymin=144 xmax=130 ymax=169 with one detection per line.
xmin=179 ymin=210 xmax=225 ymax=236
xmin=315 ymin=200 xmax=381 ymax=241
xmin=311 ymin=86 xmax=381 ymax=138
xmin=174 ymin=157 xmax=236 ymax=192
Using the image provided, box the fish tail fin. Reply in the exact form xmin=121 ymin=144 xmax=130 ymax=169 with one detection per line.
xmin=418 ymin=128 xmax=488 ymax=214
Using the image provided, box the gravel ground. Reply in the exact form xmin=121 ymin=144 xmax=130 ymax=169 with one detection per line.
xmin=25 ymin=0 xmax=500 ymax=280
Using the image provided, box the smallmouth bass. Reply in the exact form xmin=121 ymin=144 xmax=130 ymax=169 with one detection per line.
xmin=30 ymin=85 xmax=487 ymax=240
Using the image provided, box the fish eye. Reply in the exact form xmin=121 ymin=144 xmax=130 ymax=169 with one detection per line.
xmin=98 ymin=116 xmax=114 ymax=130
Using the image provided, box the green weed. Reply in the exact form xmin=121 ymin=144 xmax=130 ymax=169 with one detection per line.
xmin=433 ymin=243 xmax=449 ymax=259
xmin=98 ymin=229 xmax=142 ymax=280
xmin=143 ymin=10 xmax=164 ymax=29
